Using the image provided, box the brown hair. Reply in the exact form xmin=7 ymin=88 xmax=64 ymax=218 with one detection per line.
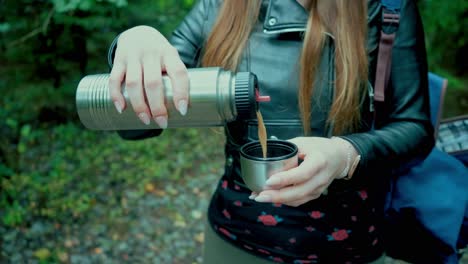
xmin=202 ymin=0 xmax=368 ymax=135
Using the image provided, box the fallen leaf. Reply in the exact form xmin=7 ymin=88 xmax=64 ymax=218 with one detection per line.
xmin=57 ymin=251 xmax=68 ymax=263
xmin=94 ymin=247 xmax=103 ymax=254
xmin=154 ymin=190 xmax=166 ymax=197
xmin=64 ymin=239 xmax=74 ymax=248
xmin=166 ymin=186 xmax=179 ymax=196
xmin=173 ymin=212 xmax=187 ymax=227
xmin=194 ymin=232 xmax=204 ymax=243
xmin=174 ymin=220 xmax=187 ymax=228
xmin=191 ymin=210 xmax=203 ymax=220
xmin=34 ymin=248 xmax=51 ymax=260
xmin=145 ymin=183 xmax=156 ymax=193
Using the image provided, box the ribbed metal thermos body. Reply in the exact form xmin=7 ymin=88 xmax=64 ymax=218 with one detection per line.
xmin=76 ymin=67 xmax=258 ymax=130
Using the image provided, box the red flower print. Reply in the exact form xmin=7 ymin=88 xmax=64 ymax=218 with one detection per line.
xmin=270 ymin=257 xmax=284 ymax=263
xmin=305 ymin=226 xmax=315 ymax=232
xmin=258 ymin=248 xmax=271 ymax=255
xmin=273 ymin=203 xmax=283 ymax=207
xmin=307 ymin=254 xmax=318 ymax=259
xmin=234 ymin=184 xmax=240 ymax=190
xmin=257 ymin=212 xmax=283 ymax=226
xmin=219 ymin=227 xmax=237 ymax=240
xmin=358 ymin=190 xmax=368 ymax=200
xmin=274 ymin=246 xmax=283 ymax=251
xmin=372 ymin=238 xmax=379 ymax=246
xmin=289 ymin=237 xmax=297 ymax=244
xmin=368 ymin=225 xmax=375 ymax=232
xmin=351 ymin=216 xmax=357 ymax=222
xmin=293 ymin=261 xmax=314 ymax=264
xmin=233 ymin=200 xmax=242 ymax=207
xmin=328 ymin=229 xmax=350 ymax=241
xmin=222 ymin=180 xmax=228 ymax=189
xmin=222 ymin=209 xmax=231 ymax=219
xmin=310 ymin=211 xmax=324 ymax=219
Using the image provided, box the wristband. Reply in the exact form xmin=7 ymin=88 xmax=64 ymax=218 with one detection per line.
xmin=332 ymin=137 xmax=360 ymax=180
xmin=338 ymin=142 xmax=352 ymax=179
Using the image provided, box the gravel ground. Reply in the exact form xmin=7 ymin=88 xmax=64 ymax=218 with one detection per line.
xmin=1 ymin=170 xmax=220 ymax=264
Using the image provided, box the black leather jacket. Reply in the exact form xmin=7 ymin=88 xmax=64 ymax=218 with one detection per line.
xmin=112 ymin=0 xmax=434 ymax=187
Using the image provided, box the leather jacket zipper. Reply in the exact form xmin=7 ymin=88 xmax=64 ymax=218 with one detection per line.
xmin=263 ymin=27 xmax=305 ymax=34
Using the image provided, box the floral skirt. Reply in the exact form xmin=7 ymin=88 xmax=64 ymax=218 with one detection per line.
xmin=207 ymin=173 xmax=385 ymax=263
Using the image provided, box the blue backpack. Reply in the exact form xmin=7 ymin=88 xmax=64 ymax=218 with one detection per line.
xmin=376 ymin=1 xmax=468 ymax=263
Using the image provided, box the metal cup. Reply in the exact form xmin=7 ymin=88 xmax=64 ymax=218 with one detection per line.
xmin=240 ymin=140 xmax=298 ymax=193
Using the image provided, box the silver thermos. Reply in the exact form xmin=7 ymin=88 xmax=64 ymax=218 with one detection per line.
xmin=76 ymin=67 xmax=270 ymax=130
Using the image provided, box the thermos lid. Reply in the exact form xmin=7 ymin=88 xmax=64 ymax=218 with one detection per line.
xmin=234 ymin=72 xmax=258 ymax=119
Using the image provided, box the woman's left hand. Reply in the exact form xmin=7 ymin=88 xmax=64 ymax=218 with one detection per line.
xmin=252 ymin=137 xmax=354 ymax=207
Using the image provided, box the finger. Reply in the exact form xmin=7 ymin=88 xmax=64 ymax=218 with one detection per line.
xmin=162 ymin=47 xmax=189 ymax=116
xmin=109 ymin=60 xmax=127 ymax=113
xmin=249 ymin=192 xmax=258 ymax=200
xmin=255 ymin=183 xmax=315 ymax=204
xmin=265 ymin=158 xmax=322 ymax=188
xmin=126 ymin=56 xmax=151 ymax=125
xmin=143 ymin=55 xmax=168 ymax=129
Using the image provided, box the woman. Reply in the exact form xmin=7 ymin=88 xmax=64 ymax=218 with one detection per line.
xmin=108 ymin=0 xmax=434 ymax=263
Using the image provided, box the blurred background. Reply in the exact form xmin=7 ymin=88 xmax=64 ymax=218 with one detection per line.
xmin=0 ymin=0 xmax=466 ymax=263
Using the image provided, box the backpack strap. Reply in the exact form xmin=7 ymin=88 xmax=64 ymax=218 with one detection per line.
xmin=374 ymin=0 xmax=402 ymax=106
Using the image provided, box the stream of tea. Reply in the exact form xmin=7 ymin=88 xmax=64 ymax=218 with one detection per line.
xmin=256 ymin=111 xmax=268 ymax=159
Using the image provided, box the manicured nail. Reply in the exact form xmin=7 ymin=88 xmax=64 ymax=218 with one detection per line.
xmin=255 ymin=195 xmax=271 ymax=203
xmin=249 ymin=193 xmax=258 ymax=200
xmin=265 ymin=177 xmax=281 ymax=186
xmin=154 ymin=116 xmax=168 ymax=129
xmin=138 ymin=112 xmax=150 ymax=125
xmin=114 ymin=101 xmax=122 ymax=114
xmin=178 ymin=100 xmax=188 ymax=116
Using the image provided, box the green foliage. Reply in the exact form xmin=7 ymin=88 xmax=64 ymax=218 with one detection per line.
xmin=1 ymin=124 xmax=224 ymax=226
xmin=419 ymin=0 xmax=468 ymax=86
xmin=52 ymin=0 xmax=128 ymax=13
xmin=0 ymin=0 xmax=197 ymax=227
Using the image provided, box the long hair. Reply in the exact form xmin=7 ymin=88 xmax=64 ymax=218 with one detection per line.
xmin=202 ymin=0 xmax=368 ymax=135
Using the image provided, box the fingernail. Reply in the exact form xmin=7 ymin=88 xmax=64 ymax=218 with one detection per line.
xmin=114 ymin=101 xmax=122 ymax=114
xmin=138 ymin=112 xmax=150 ymax=125
xmin=249 ymin=193 xmax=258 ymax=200
xmin=154 ymin=116 xmax=168 ymax=129
xmin=265 ymin=177 xmax=280 ymax=186
xmin=178 ymin=100 xmax=188 ymax=116
xmin=255 ymin=195 xmax=271 ymax=203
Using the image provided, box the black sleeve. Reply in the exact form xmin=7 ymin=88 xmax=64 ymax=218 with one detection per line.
xmin=341 ymin=0 xmax=434 ymax=177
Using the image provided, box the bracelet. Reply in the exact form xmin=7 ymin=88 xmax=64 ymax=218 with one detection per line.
xmin=339 ymin=144 xmax=352 ymax=179
xmin=332 ymin=137 xmax=352 ymax=179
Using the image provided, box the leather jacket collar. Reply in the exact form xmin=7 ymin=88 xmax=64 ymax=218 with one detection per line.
xmin=263 ymin=0 xmax=381 ymax=34
xmin=263 ymin=0 xmax=308 ymax=34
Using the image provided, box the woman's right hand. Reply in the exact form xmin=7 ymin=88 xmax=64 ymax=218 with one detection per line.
xmin=109 ymin=25 xmax=189 ymax=128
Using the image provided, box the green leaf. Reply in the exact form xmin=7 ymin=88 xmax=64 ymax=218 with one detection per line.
xmin=20 ymin=124 xmax=31 ymax=137
xmin=33 ymin=248 xmax=51 ymax=261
